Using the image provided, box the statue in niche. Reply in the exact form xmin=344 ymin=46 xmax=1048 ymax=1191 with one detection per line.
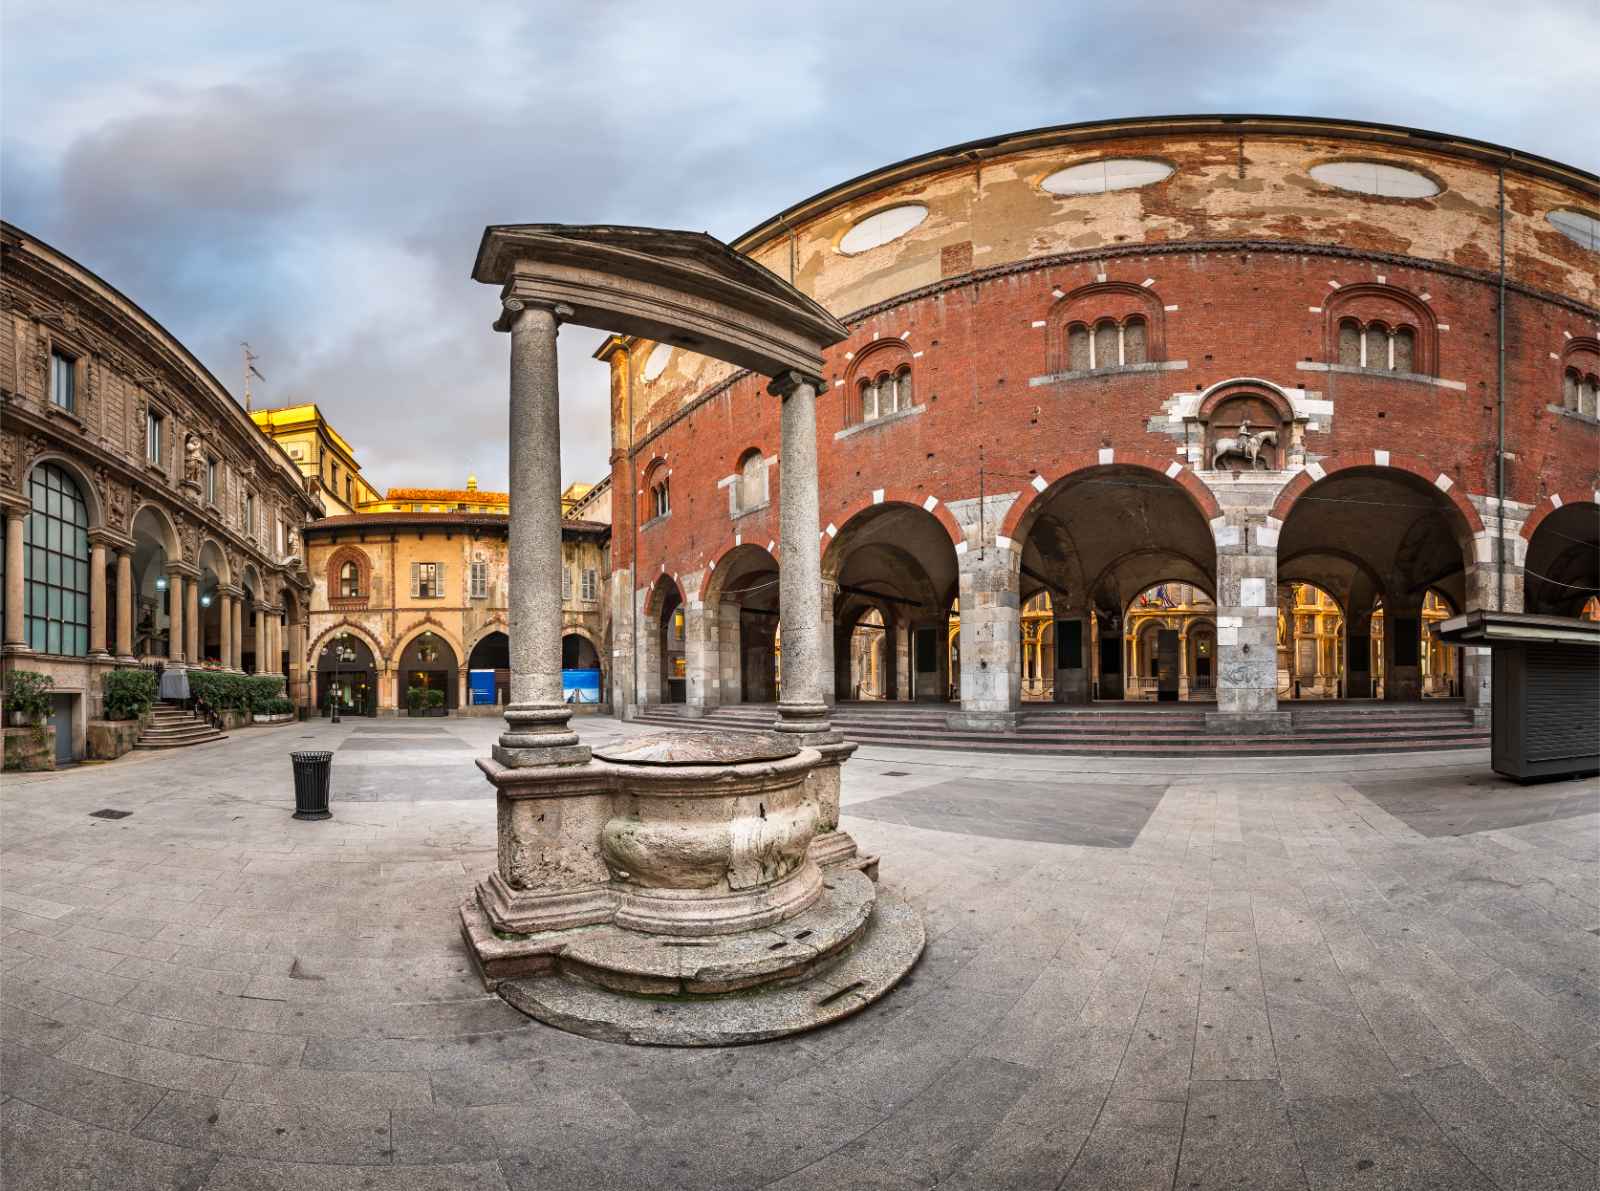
xmin=1210 ymin=418 xmax=1278 ymax=470
xmin=184 ymin=433 xmax=204 ymax=485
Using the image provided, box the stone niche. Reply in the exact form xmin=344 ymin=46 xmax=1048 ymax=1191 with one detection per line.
xmin=1199 ymin=384 xmax=1294 ymax=472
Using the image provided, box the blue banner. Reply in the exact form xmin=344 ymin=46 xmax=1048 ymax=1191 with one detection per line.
xmin=468 ymin=670 xmax=498 ymax=706
xmin=562 ymin=669 xmax=601 ymax=704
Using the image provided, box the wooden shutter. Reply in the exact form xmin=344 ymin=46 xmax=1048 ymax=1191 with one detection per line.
xmin=435 ymin=563 xmax=445 ymax=598
xmin=410 ymin=562 xmax=420 ymax=598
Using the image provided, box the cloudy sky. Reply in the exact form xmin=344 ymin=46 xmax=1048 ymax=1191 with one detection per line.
xmin=4 ymin=1 xmax=1594 ymax=493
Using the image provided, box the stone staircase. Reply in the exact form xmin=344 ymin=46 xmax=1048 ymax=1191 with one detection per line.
xmin=633 ymin=700 xmax=1488 ymax=757
xmin=134 ymin=702 xmax=228 ymax=751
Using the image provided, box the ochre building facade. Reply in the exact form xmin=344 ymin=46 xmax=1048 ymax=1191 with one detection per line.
xmin=600 ymin=116 xmax=1600 ymax=730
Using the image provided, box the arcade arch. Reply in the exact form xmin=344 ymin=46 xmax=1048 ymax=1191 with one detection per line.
xmin=1276 ymin=464 xmax=1473 ymax=701
xmin=1016 ymin=464 xmax=1217 ymax=703
xmin=316 ymin=630 xmax=377 ymax=715
xmin=701 ymin=544 xmax=781 ymax=706
xmin=1523 ymin=501 xmax=1599 ymax=617
xmin=823 ymin=502 xmax=959 ymax=703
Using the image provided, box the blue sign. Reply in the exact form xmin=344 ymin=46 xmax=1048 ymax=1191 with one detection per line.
xmin=562 ymin=669 xmax=601 ymax=704
xmin=468 ymin=669 xmax=498 ymax=706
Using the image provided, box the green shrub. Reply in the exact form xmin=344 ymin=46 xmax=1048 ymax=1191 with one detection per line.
xmin=245 ymin=675 xmax=285 ymax=714
xmin=426 ymin=688 xmax=445 ymax=710
xmin=4 ymin=670 xmax=53 ymax=722
xmin=258 ymin=696 xmax=294 ymax=716
xmin=102 ymin=669 xmax=157 ymax=720
xmin=407 ymin=686 xmax=427 ymax=711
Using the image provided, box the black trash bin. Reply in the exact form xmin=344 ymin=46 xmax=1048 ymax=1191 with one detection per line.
xmin=290 ymin=751 xmax=334 ymax=821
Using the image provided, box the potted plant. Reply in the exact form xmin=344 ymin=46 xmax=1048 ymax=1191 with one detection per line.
xmin=406 ymin=686 xmax=427 ymax=717
xmin=5 ymin=670 xmax=52 ymax=727
xmin=427 ymin=687 xmax=447 ymax=717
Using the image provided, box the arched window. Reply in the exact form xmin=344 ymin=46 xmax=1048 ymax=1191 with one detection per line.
xmin=1565 ymin=367 xmax=1600 ymax=417
xmin=737 ymin=449 xmax=766 ymax=512
xmin=1337 ymin=317 xmax=1420 ymax=372
xmin=652 ymin=477 xmax=670 ymax=519
xmin=1122 ymin=317 xmax=1148 ymax=365
xmin=339 ymin=561 xmax=360 ymax=599
xmin=1364 ymin=324 xmax=1389 ymax=371
xmin=1566 ymin=368 xmax=1582 ymax=410
xmin=845 ymin=344 xmax=915 ymax=428
xmin=1093 ymin=320 xmax=1119 ymax=370
xmin=25 ymin=463 xmax=90 ymax=656
xmin=895 ymin=367 xmax=913 ymax=411
xmin=1338 ymin=319 xmax=1361 ymax=366
xmin=1067 ymin=324 xmax=1091 ymax=371
xmin=1393 ymin=327 xmax=1415 ymax=373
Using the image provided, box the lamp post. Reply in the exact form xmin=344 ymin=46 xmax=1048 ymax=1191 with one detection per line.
xmin=320 ymin=632 xmax=349 ymax=724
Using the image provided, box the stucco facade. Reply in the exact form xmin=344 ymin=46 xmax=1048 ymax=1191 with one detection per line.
xmin=302 ymin=512 xmax=609 ymax=716
xmin=0 ymin=222 xmax=320 ymax=759
xmin=601 ymin=116 xmax=1599 ymax=728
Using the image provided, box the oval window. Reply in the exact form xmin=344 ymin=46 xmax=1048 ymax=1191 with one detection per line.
xmin=1041 ymin=158 xmax=1173 ymax=195
xmin=1547 ymin=209 xmax=1600 ymax=252
xmin=642 ymin=343 xmax=673 ymax=382
xmin=838 ymin=204 xmax=928 ymax=254
xmin=1309 ymin=161 xmax=1440 ymax=198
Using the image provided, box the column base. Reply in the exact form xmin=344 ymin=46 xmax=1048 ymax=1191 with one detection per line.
xmin=2 ymin=643 xmax=34 ymax=657
xmin=945 ymin=709 xmax=1019 ymax=732
xmin=494 ymin=702 xmax=590 ymax=767
xmin=1204 ymin=710 xmax=1291 ymax=735
xmin=772 ymin=701 xmax=835 ymax=743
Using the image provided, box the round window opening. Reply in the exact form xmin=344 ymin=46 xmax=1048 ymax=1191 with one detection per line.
xmin=1041 ymin=159 xmax=1173 ymax=195
xmin=1309 ymin=161 xmax=1440 ymax=199
xmin=642 ymin=343 xmax=673 ymax=382
xmin=1547 ymin=209 xmax=1600 ymax=253
xmin=838 ymin=204 xmax=928 ymax=255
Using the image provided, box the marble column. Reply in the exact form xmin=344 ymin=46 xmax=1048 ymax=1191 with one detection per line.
xmin=167 ymin=571 xmax=185 ymax=662
xmin=493 ymin=300 xmax=586 ymax=766
xmin=3 ymin=509 xmax=27 ymax=652
xmin=88 ymin=540 xmax=109 ymax=657
xmin=185 ymin=576 xmax=200 ymax=664
xmin=770 ymin=371 xmax=833 ymax=741
xmin=252 ymin=606 xmax=263 ymax=673
xmin=950 ymin=543 xmax=1021 ymax=729
xmin=219 ymin=594 xmax=233 ymax=671
xmin=115 ymin=550 xmax=134 ymax=660
xmin=231 ymin=598 xmax=243 ymax=671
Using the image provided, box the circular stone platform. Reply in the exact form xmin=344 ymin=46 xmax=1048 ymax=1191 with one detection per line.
xmin=497 ymin=868 xmax=924 ymax=1046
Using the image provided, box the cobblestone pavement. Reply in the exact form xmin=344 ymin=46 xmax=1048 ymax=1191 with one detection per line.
xmin=2 ymin=715 xmax=1596 ymax=1190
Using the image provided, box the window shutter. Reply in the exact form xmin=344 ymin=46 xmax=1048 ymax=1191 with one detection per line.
xmin=411 ymin=562 xmax=420 ymax=599
xmin=436 ymin=563 xmax=445 ymax=597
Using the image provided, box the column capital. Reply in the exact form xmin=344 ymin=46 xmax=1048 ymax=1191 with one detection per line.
xmin=494 ymin=297 xmax=575 ymax=333
xmin=766 ymin=369 xmax=824 ymax=399
xmin=165 ymin=561 xmax=201 ymax=578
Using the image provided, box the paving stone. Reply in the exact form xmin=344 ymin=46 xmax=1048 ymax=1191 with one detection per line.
xmin=1058 ymin=1094 xmax=1185 ymax=1190
xmin=1287 ymin=1088 xmax=1499 ymax=1190
xmin=1174 ymin=1080 xmax=1308 ymax=1191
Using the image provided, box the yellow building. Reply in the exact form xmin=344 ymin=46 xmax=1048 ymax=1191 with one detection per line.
xmin=253 ymin=409 xmax=611 ymax=715
xmin=249 ymin=403 xmax=380 ymax=515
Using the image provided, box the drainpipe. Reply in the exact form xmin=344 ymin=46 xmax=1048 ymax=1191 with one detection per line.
xmin=1496 ymin=162 xmax=1508 ymax=611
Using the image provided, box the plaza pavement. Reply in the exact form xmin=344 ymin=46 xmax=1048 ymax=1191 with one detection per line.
xmin=1 ymin=713 xmax=1596 ymax=1190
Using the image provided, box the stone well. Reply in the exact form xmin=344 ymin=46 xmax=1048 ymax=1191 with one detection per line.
xmin=460 ymin=224 xmax=923 ymax=1044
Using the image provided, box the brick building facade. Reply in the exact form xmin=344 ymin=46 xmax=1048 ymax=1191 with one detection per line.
xmin=600 ymin=116 xmax=1599 ymax=729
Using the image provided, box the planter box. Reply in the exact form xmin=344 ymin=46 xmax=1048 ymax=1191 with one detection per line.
xmin=86 ymin=719 xmax=141 ymax=761
xmin=428 ymin=707 xmax=448 ymax=718
xmin=407 ymin=708 xmax=427 ymax=718
xmin=221 ymin=709 xmax=252 ymax=731
xmin=3 ymin=725 xmax=55 ymax=772
xmin=252 ymin=713 xmax=295 ymax=724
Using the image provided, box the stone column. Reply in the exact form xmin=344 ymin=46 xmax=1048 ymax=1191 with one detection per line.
xmin=185 ymin=576 xmax=200 ymax=665
xmin=895 ymin=620 xmax=911 ymax=701
xmin=1209 ymin=515 xmax=1285 ymax=732
xmin=288 ymin=618 xmax=306 ymax=704
xmin=167 ymin=571 xmax=185 ymax=662
xmin=252 ymin=605 xmax=263 ymax=673
xmin=3 ymin=508 xmax=27 ymax=652
xmin=494 ymin=300 xmax=586 ymax=766
xmin=715 ymin=600 xmax=740 ymax=704
xmin=231 ymin=598 xmax=243 ymax=670
xmin=219 ymin=594 xmax=233 ymax=671
xmin=683 ymin=600 xmax=717 ymax=717
xmin=1381 ymin=596 xmax=1424 ymax=702
xmin=770 ymin=370 xmax=833 ymax=741
xmin=949 ymin=543 xmax=1021 ymax=730
xmin=1345 ymin=605 xmax=1374 ymax=698
xmin=88 ymin=540 xmax=109 ymax=657
xmin=115 ymin=550 xmax=134 ymax=660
